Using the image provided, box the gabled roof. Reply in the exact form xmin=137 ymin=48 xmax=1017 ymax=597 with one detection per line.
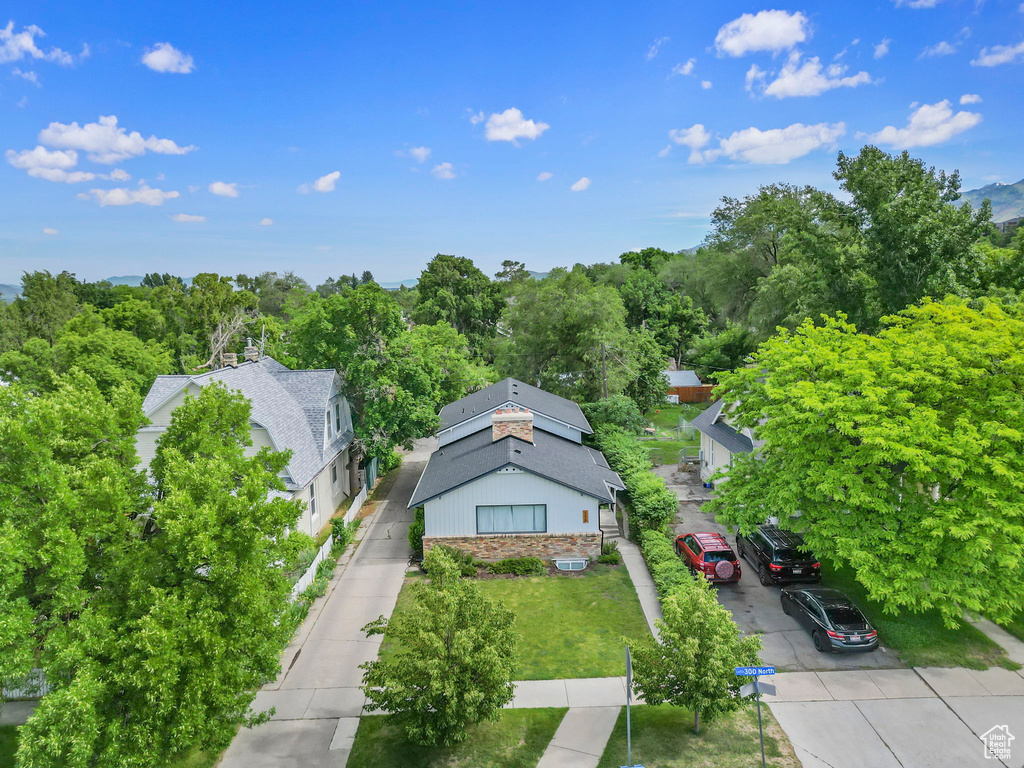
xmin=690 ymin=399 xmax=754 ymax=455
xmin=438 ymin=378 xmax=592 ymax=434
xmin=663 ymin=369 xmax=702 ymax=388
xmin=408 ymin=428 xmax=623 ymax=508
xmin=142 ymin=357 xmax=352 ymax=489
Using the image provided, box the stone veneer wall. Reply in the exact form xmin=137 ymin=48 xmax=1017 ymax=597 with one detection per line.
xmin=423 ymin=532 xmax=601 ymax=561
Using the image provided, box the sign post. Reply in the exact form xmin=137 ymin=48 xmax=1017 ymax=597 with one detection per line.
xmin=625 ymin=645 xmax=632 ymax=768
xmin=736 ymin=666 xmax=775 ymax=768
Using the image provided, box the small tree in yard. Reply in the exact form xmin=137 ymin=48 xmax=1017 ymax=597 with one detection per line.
xmin=360 ymin=548 xmax=517 ymax=746
xmin=630 ymin=579 xmax=762 ymax=734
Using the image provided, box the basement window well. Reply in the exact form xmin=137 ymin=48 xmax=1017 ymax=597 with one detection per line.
xmin=554 ymin=558 xmax=587 ymax=571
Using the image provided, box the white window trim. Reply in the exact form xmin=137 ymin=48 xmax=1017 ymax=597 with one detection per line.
xmin=309 ymin=482 xmax=318 ymax=521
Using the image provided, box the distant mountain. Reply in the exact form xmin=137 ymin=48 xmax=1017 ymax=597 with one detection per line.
xmin=105 ymin=275 xmax=146 ymax=286
xmin=962 ymin=178 xmax=1024 ymax=223
xmin=0 ymin=284 xmax=19 ymax=303
xmin=378 ymin=279 xmax=418 ymax=289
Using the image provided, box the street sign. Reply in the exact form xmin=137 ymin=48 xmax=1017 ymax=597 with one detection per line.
xmin=735 ymin=666 xmax=775 ymax=676
xmin=740 ymin=681 xmax=776 ymax=697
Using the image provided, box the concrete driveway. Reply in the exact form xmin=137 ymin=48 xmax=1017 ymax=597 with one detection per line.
xmin=663 ymin=464 xmax=902 ymax=672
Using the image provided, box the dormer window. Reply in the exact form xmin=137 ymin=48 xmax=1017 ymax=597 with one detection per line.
xmin=334 ymin=402 xmax=342 ymax=433
xmin=327 ymin=409 xmax=334 ymax=438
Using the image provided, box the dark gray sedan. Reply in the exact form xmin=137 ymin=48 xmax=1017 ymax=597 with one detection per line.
xmin=781 ymin=586 xmax=879 ymax=653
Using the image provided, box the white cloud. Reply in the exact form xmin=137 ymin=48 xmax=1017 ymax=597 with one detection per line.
xmin=862 ymin=100 xmax=981 ymax=147
xmin=537 ymin=171 xmax=553 ymax=181
xmin=141 ymin=42 xmax=194 ymax=73
xmin=971 ymin=41 xmax=1024 ymax=66
xmin=12 ymin=67 xmax=39 ymax=85
xmin=170 ymin=213 xmax=205 ymax=222
xmin=16 ymin=95 xmax=28 ymax=108
xmin=671 ymin=58 xmax=696 ymax=76
xmin=209 ymin=181 xmax=239 ymax=197
xmin=468 ymin=110 xmax=485 ymax=125
xmin=920 ymin=40 xmax=956 ymax=57
xmin=960 ymin=93 xmax=982 ymax=104
xmin=409 ymin=146 xmax=431 ymax=163
xmin=0 ymin=21 xmax=75 ymax=65
xmin=260 ymin=217 xmax=274 ymax=226
xmin=297 ymin=170 xmax=340 ymax=193
xmin=646 ymin=37 xmax=669 ymax=60
xmin=37 ymin=115 xmax=196 ymax=164
xmin=714 ymin=122 xmax=846 ymax=164
xmin=701 ymin=80 xmax=713 ymax=89
xmin=657 ymin=144 xmax=672 ymax=158
xmin=108 ymin=168 xmax=130 ymax=181
xmin=668 ymin=124 xmax=714 ymax=164
xmin=484 ymin=108 xmax=550 ymax=144
xmin=83 ymin=184 xmax=180 ymax=207
xmin=874 ymin=38 xmax=892 ymax=59
xmin=571 ymin=177 xmax=591 ymax=192
xmin=42 ymin=227 xmax=58 ymax=235
xmin=715 ymin=11 xmax=809 ymax=57
xmin=431 ymin=162 xmax=456 ymax=179
xmin=756 ymin=52 xmax=872 ymax=98
xmin=6 ymin=145 xmax=78 ymax=171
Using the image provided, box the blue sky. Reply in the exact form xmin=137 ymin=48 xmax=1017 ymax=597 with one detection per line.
xmin=1 ymin=1 xmax=1022 ymax=285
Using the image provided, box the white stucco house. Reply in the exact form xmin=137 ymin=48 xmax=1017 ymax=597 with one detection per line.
xmin=409 ymin=378 xmax=624 ymax=565
xmin=137 ymin=351 xmax=358 ymax=538
xmin=691 ymin=399 xmax=763 ymax=485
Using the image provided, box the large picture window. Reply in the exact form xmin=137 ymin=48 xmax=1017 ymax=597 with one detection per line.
xmin=476 ymin=504 xmax=547 ymax=534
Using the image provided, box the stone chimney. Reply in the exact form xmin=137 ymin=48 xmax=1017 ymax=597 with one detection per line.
xmin=244 ymin=337 xmax=260 ymax=363
xmin=222 ymin=352 xmax=238 ymax=368
xmin=492 ymin=406 xmax=533 ymax=443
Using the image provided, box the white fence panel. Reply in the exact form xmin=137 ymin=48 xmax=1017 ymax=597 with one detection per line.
xmin=343 ymin=485 xmax=368 ymax=524
xmin=290 ymin=534 xmax=334 ymax=599
xmin=3 ymin=669 xmax=51 ymax=701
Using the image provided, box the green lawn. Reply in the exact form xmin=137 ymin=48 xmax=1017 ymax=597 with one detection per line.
xmin=346 ymin=708 xmax=566 ymax=768
xmin=641 ymin=438 xmax=695 ymax=465
xmin=994 ymin=612 xmax=1024 ymax=644
xmin=382 ymin=565 xmax=651 ymax=680
xmin=821 ymin=563 xmax=1016 ymax=670
xmin=596 ymin=704 xmax=799 ymax=768
xmin=0 ymin=725 xmax=217 ymax=768
xmin=644 ymin=403 xmax=709 ymax=431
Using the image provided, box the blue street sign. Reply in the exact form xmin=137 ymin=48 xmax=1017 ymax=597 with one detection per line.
xmin=735 ymin=666 xmax=776 ymax=676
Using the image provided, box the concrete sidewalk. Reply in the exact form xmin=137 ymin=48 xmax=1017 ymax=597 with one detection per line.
xmin=219 ymin=439 xmax=433 ymax=768
xmin=600 ymin=506 xmax=662 ymax=639
xmin=536 ymin=707 xmax=621 ymax=768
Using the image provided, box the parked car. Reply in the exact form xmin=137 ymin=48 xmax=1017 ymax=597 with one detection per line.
xmin=736 ymin=524 xmax=821 ymax=586
xmin=674 ymin=532 xmax=741 ymax=583
xmin=781 ymin=586 xmax=879 ymax=653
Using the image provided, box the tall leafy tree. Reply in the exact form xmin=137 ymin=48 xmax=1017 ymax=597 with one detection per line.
xmin=361 ymin=548 xmax=516 ymax=746
xmin=10 ymin=270 xmax=81 ymax=345
xmin=619 ymin=247 xmax=674 ymax=273
xmin=413 ymin=254 xmax=503 ymax=350
xmin=835 ymin=146 xmax=991 ymax=321
xmin=705 ymin=297 xmax=1024 ymax=627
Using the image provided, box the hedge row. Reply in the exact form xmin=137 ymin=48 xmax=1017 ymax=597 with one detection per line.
xmin=594 ymin=426 xmax=678 ymax=532
xmin=640 ymin=529 xmax=693 ymax=598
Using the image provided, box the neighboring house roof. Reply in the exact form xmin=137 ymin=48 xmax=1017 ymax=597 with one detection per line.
xmin=408 ymin=428 xmax=624 ymax=508
xmin=663 ymin=369 xmax=702 ymax=388
xmin=690 ymin=399 xmax=754 ymax=455
xmin=438 ymin=378 xmax=592 ymax=434
xmin=142 ymin=357 xmax=352 ymax=490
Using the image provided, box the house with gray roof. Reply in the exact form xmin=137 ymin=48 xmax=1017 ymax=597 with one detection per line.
xmin=137 ymin=351 xmax=357 ymax=538
xmin=690 ymin=399 xmax=763 ymax=485
xmin=411 ymin=380 xmax=623 ymax=566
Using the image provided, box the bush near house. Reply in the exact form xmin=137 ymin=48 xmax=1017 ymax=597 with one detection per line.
xmin=408 ymin=507 xmax=425 ymax=557
xmin=598 ymin=540 xmax=622 ymax=565
xmin=594 ymin=426 xmax=677 ymax=532
xmin=486 ymin=557 xmax=546 ymax=576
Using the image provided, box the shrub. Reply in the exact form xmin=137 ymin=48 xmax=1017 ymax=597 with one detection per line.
xmin=598 ymin=539 xmax=622 ymax=565
xmin=640 ymin=530 xmax=695 ymax=597
xmin=487 ymin=557 xmax=546 ymax=576
xmin=408 ymin=507 xmax=425 ymax=558
xmin=380 ymin=449 xmax=403 ymax=474
xmin=593 ymin=426 xmax=677 ymax=533
xmin=424 ymin=544 xmax=478 ymax=577
xmin=582 ymin=395 xmax=645 ymax=433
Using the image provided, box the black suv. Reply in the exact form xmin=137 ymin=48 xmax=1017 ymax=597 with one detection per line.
xmin=736 ymin=525 xmax=821 ymax=586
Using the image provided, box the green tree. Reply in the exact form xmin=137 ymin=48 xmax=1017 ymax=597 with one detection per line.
xmin=688 ymin=322 xmax=756 ymax=380
xmin=413 ymin=254 xmax=503 ymax=350
xmin=235 ymin=271 xmax=310 ymax=317
xmin=629 ymin=579 xmax=762 ymax=734
xmin=835 ymin=146 xmax=991 ymax=320
xmin=360 ymin=548 xmax=516 ymax=746
xmin=102 ymin=298 xmax=166 ymax=342
xmin=12 ymin=270 xmax=81 ymax=344
xmin=582 ymin=394 xmax=645 ymax=433
xmin=619 ymin=247 xmax=674 ymax=273
xmin=15 ymin=383 xmax=303 ymax=766
xmin=705 ymin=297 xmax=1024 ymax=627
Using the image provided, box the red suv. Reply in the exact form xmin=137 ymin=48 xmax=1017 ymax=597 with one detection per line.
xmin=675 ymin=532 xmax=742 ymax=583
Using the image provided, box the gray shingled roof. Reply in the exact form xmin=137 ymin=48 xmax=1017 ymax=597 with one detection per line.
xmin=408 ymin=428 xmax=623 ymax=508
xmin=438 ymin=378 xmax=592 ymax=434
xmin=142 ymin=357 xmax=352 ymax=489
xmin=663 ymin=369 xmax=702 ymax=388
xmin=690 ymin=399 xmax=754 ymax=454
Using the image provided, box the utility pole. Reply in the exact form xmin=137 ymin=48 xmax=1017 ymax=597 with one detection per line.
xmin=601 ymin=343 xmax=608 ymax=399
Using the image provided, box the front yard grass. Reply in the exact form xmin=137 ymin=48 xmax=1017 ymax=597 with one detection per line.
xmin=997 ymin=612 xmax=1024 ymax=644
xmin=596 ymin=703 xmax=799 ymax=768
xmin=346 ymin=708 xmax=566 ymax=768
xmin=821 ymin=563 xmax=1016 ymax=670
xmin=0 ymin=727 xmax=16 ymax=768
xmin=0 ymin=725 xmax=218 ymax=768
xmin=382 ymin=564 xmax=650 ymax=680
xmin=641 ymin=438 xmax=695 ymax=465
